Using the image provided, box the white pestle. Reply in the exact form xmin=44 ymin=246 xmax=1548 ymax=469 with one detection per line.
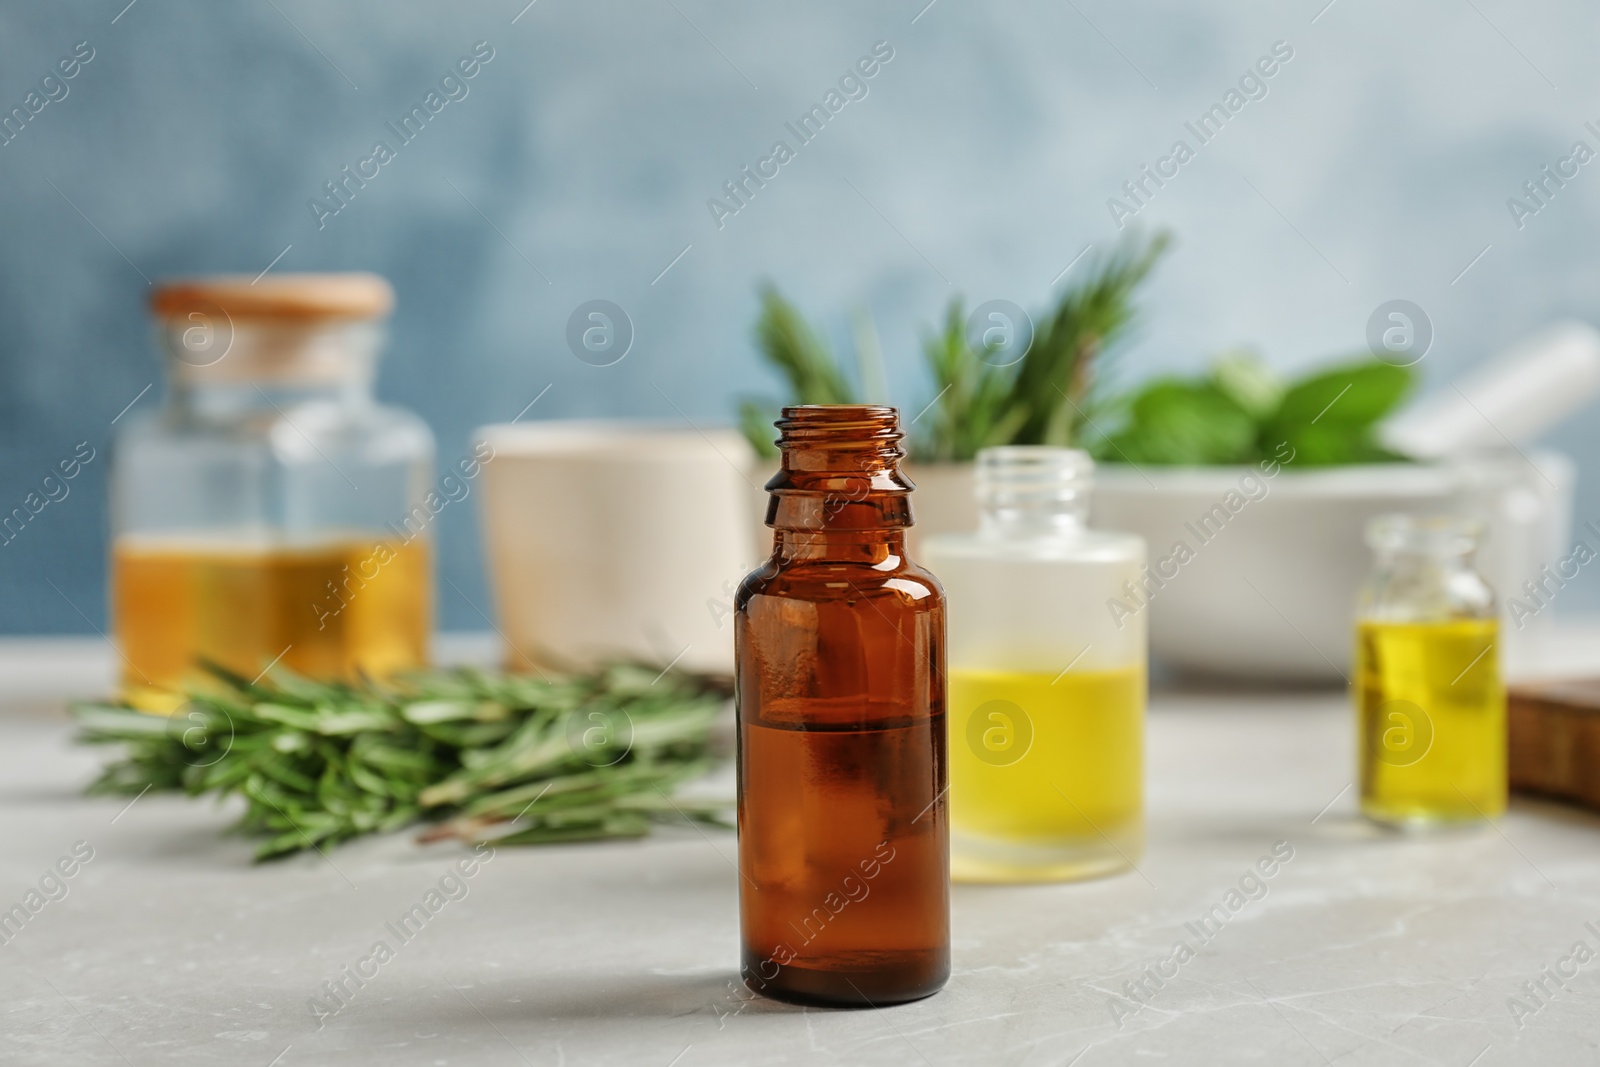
xmin=1380 ymin=320 xmax=1600 ymax=458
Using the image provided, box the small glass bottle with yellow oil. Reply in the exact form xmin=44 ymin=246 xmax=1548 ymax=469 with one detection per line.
xmin=1356 ymin=514 xmax=1505 ymax=828
xmin=111 ymin=275 xmax=435 ymax=707
xmin=922 ymin=447 xmax=1146 ymax=882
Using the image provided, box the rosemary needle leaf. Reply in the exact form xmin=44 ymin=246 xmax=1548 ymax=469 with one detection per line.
xmin=73 ymin=663 xmax=734 ymax=861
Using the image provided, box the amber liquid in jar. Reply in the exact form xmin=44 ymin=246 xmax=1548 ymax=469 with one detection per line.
xmin=735 ymin=405 xmax=949 ymax=1007
xmin=113 ymin=534 xmax=429 ymax=705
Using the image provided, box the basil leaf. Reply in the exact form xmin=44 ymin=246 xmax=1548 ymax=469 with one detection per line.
xmin=1102 ymin=379 xmax=1257 ymax=465
xmin=1273 ymin=360 xmax=1414 ymax=428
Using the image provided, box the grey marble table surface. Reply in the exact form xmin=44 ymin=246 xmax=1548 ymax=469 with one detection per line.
xmin=3 ymin=635 xmax=1600 ymax=1067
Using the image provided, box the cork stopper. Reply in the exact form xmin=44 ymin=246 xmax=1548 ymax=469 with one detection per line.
xmin=149 ymin=274 xmax=392 ymax=385
xmin=150 ymin=273 xmax=394 ymax=324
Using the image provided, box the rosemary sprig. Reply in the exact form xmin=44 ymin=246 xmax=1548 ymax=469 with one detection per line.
xmin=738 ymin=283 xmax=880 ymax=458
xmin=916 ymin=299 xmax=1031 ymax=463
xmin=738 ymin=231 xmax=1170 ymax=463
xmin=919 ymin=230 xmax=1171 ymax=461
xmin=73 ymin=664 xmax=733 ymax=860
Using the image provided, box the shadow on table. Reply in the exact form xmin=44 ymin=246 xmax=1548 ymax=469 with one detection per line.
xmin=1148 ymin=814 xmax=1385 ymax=849
xmin=1507 ymin=792 xmax=1600 ymax=830
xmin=398 ymin=969 xmax=815 ymax=1024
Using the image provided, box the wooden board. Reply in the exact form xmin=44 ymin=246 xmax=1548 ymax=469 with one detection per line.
xmin=1509 ymin=678 xmax=1600 ymax=810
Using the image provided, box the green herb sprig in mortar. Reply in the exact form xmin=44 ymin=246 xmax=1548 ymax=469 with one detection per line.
xmin=1087 ymin=350 xmax=1415 ymax=467
xmin=74 ymin=664 xmax=732 ymax=860
xmin=919 ymin=231 xmax=1171 ymax=461
xmin=736 ymin=230 xmax=1170 ymax=462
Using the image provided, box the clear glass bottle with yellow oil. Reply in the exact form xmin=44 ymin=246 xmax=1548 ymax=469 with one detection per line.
xmin=111 ymin=275 xmax=435 ymax=708
xmin=922 ymin=447 xmax=1146 ymax=882
xmin=1356 ymin=514 xmax=1505 ymax=828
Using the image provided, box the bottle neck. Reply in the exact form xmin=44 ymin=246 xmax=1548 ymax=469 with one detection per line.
xmin=765 ymin=405 xmax=913 ymax=542
xmin=1362 ymin=545 xmax=1493 ymax=622
xmin=160 ymin=320 xmax=380 ymax=419
xmin=773 ymin=528 xmax=908 ymax=565
xmin=1366 ymin=516 xmax=1484 ymax=578
xmin=975 ymin=445 xmax=1092 ymax=542
xmin=1360 ymin=513 xmax=1494 ymax=622
xmin=1372 ymin=546 xmax=1477 ymax=578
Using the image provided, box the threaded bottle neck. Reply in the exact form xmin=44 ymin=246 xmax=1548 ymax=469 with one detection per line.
xmin=765 ymin=405 xmax=913 ymax=533
xmin=976 ymin=446 xmax=1092 ymax=538
xmin=1366 ymin=514 xmax=1483 ymax=568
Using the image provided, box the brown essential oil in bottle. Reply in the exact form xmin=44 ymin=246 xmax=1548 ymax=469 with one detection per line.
xmin=735 ymin=405 xmax=950 ymax=1007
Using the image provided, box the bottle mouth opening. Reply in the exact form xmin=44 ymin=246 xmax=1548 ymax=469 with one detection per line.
xmin=775 ymin=405 xmax=902 ymax=449
xmin=1366 ymin=513 xmax=1484 ymax=555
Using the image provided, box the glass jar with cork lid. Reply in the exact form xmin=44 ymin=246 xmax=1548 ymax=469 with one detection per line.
xmin=111 ymin=273 xmax=434 ymax=707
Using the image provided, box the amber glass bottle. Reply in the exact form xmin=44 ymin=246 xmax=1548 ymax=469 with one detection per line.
xmin=735 ymin=405 xmax=949 ymax=1007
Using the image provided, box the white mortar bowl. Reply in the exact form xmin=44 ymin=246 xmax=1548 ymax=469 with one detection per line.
xmin=904 ymin=454 xmax=1573 ymax=683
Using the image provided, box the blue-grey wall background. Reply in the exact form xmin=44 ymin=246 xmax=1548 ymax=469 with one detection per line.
xmin=2 ymin=0 xmax=1597 ymax=632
